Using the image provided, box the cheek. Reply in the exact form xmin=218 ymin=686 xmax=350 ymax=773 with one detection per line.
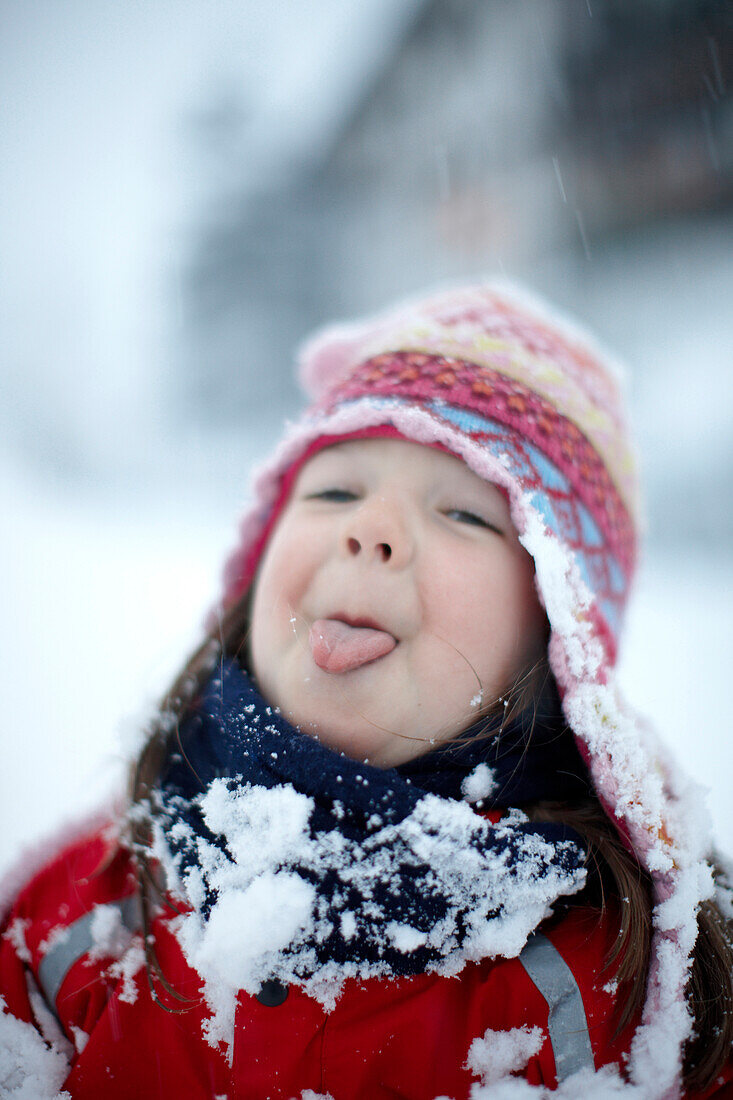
xmin=508 ymin=548 xmax=545 ymax=623
xmin=424 ymin=547 xmax=544 ymax=671
xmin=417 ymin=554 xmax=489 ymax=671
xmin=251 ymin=531 xmax=305 ymax=657
xmin=255 ymin=522 xmax=313 ymax=611
xmin=250 ymin=517 xmax=334 ymax=680
xmin=496 ymin=555 xmax=546 ymax=667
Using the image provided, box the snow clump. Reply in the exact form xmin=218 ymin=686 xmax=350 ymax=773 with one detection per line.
xmin=89 ymin=903 xmax=133 ymax=961
xmin=465 ymin=1024 xmax=544 ymax=1086
xmin=0 ymin=998 xmax=71 ymax=1100
xmin=462 ymin=763 xmax=498 ymax=803
xmin=467 ymin=1063 xmax=648 ymax=1098
xmin=2 ymin=921 xmax=31 ymax=965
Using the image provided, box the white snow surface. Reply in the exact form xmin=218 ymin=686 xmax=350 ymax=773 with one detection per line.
xmin=464 ymin=1064 xmax=648 ymax=1099
xmin=0 ymin=998 xmax=71 ymax=1100
xmin=88 ymin=903 xmax=133 ymax=961
xmin=69 ymin=1026 xmax=88 ymax=1055
xmin=24 ymin=974 xmax=73 ymax=1065
xmin=462 ymin=763 xmax=498 ymax=804
xmin=465 ymin=1025 xmax=545 ymax=1086
xmin=2 ymin=921 xmax=31 ymax=966
xmin=105 ymin=941 xmax=145 ymax=1006
xmin=155 ymin=782 xmax=584 ymax=1051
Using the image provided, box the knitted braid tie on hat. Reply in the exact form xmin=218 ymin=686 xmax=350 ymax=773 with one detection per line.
xmin=218 ymin=282 xmax=713 ymax=1098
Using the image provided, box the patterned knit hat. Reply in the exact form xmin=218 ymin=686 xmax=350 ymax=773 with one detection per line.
xmin=218 ymin=282 xmax=712 ymax=1097
xmin=223 ymin=284 xmax=637 ymax=664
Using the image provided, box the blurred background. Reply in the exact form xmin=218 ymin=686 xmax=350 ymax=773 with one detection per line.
xmin=1 ymin=0 xmax=731 ymax=873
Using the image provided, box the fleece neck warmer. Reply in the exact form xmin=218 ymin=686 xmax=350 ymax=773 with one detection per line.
xmin=153 ymin=659 xmax=588 ymax=1003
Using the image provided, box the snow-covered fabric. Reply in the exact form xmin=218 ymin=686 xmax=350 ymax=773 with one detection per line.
xmin=465 ymin=1023 xmax=545 ymax=1088
xmin=0 ymin=825 xmax=654 ymax=1098
xmin=153 ymin=659 xmax=586 ymax=1037
xmin=213 ymin=282 xmax=719 ymax=1097
xmin=3 ymin=821 xmax=731 ymax=1097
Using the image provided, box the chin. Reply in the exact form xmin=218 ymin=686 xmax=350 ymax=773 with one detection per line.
xmin=293 ymin=714 xmax=390 ymax=766
xmin=280 ymin=681 xmax=421 ymax=765
xmin=312 ymin=726 xmax=383 ymax=762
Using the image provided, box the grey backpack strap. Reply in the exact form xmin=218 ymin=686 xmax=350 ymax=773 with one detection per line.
xmin=519 ymin=931 xmax=595 ymax=1082
xmin=38 ymin=894 xmax=142 ymax=1014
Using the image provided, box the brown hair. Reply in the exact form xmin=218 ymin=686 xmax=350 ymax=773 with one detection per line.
xmin=127 ymin=594 xmax=733 ymax=1092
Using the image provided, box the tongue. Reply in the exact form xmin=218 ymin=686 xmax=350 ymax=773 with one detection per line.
xmin=309 ymin=619 xmax=397 ymax=673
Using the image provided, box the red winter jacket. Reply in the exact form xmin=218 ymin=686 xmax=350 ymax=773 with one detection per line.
xmin=1 ymin=825 xmax=731 ymax=1099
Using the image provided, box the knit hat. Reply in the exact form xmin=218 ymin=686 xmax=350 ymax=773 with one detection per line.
xmin=218 ymin=282 xmax=712 ymax=1096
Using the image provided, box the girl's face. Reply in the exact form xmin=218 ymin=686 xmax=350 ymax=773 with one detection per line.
xmin=250 ymin=438 xmax=546 ymax=768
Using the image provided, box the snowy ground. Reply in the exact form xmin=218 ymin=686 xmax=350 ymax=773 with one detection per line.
xmin=0 ymin=453 xmax=231 ymax=880
xmin=1 ymin=445 xmax=731 ymax=882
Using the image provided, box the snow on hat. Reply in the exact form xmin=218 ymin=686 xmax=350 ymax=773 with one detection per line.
xmin=218 ymin=282 xmax=712 ymax=1095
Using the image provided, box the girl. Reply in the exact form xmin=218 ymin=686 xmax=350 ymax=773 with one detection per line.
xmin=1 ymin=283 xmax=731 ymax=1099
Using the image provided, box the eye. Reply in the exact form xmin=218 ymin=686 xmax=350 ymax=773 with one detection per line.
xmin=444 ymin=509 xmax=503 ymax=535
xmin=305 ymin=488 xmax=359 ymax=503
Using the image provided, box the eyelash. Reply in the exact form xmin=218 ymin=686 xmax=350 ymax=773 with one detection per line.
xmin=444 ymin=509 xmax=502 ymax=534
xmin=306 ymin=491 xmax=502 ymax=535
xmin=306 ymin=489 xmax=358 ymax=502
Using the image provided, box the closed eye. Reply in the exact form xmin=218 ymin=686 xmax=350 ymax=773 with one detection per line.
xmin=306 ymin=489 xmax=359 ymax=502
xmin=445 ymin=509 xmax=503 ymax=535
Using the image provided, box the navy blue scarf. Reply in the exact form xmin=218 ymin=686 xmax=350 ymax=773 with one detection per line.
xmin=155 ymin=659 xmax=589 ymax=980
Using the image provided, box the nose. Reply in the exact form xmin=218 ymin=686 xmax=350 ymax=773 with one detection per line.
xmin=343 ymin=496 xmax=413 ymax=569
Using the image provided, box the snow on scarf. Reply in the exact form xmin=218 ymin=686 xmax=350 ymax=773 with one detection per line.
xmin=152 ymin=659 xmax=588 ymax=1048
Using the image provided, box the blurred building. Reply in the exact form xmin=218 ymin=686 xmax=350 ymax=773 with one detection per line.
xmin=2 ymin=0 xmax=730 ymax=539
xmin=181 ymin=0 xmax=732 ymax=426
xmin=560 ymin=0 xmax=732 ymax=229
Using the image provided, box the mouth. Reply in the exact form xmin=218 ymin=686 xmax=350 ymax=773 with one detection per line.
xmin=308 ymin=614 xmax=398 ymax=674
